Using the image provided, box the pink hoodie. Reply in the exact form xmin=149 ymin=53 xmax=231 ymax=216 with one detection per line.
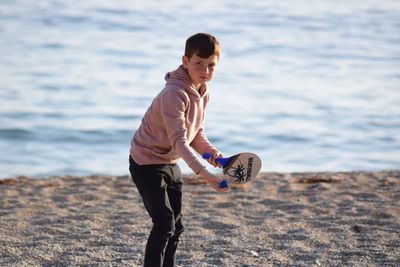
xmin=130 ymin=65 xmax=218 ymax=174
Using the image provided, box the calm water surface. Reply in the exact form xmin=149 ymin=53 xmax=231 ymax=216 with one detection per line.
xmin=1 ymin=0 xmax=399 ymax=178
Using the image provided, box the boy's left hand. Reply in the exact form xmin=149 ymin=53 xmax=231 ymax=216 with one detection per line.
xmin=206 ymin=151 xmax=223 ymax=168
xmin=198 ymin=168 xmax=229 ymax=192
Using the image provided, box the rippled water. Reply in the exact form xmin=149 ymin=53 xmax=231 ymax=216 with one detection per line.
xmin=1 ymin=0 xmax=399 ymax=178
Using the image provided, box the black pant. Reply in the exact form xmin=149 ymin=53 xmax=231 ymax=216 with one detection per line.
xmin=129 ymin=156 xmax=184 ymax=267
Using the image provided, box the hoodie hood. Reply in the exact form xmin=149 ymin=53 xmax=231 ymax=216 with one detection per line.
xmin=164 ymin=65 xmax=207 ymax=98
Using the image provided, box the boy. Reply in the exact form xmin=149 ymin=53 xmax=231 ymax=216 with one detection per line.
xmin=129 ymin=33 xmax=226 ymax=267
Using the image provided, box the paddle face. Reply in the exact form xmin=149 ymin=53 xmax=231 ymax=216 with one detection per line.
xmin=221 ymin=153 xmax=262 ymax=184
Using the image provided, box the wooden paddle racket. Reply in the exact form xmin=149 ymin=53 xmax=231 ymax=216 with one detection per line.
xmin=203 ymin=152 xmax=262 ymax=188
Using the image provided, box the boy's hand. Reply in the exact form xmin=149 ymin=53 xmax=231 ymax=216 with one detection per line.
xmin=199 ymin=168 xmax=229 ymax=192
xmin=206 ymin=151 xmax=224 ymax=168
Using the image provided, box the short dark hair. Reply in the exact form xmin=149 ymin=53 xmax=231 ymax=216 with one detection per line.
xmin=185 ymin=33 xmax=220 ymax=59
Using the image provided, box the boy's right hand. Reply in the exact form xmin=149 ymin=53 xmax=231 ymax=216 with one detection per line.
xmin=205 ymin=151 xmax=224 ymax=168
xmin=199 ymin=168 xmax=229 ymax=192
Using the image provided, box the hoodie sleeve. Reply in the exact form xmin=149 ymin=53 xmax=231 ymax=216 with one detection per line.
xmin=190 ymin=123 xmax=219 ymax=156
xmin=160 ymin=89 xmax=206 ymax=174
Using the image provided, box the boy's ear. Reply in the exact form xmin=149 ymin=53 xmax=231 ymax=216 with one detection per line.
xmin=182 ymin=55 xmax=189 ymax=68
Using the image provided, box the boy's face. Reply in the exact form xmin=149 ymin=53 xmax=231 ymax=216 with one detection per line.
xmin=182 ymin=53 xmax=219 ymax=87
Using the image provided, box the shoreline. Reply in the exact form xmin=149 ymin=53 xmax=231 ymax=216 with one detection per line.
xmin=1 ymin=171 xmax=399 ymax=266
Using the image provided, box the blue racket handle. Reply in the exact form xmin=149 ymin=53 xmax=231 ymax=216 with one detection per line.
xmin=202 ymin=152 xmax=213 ymax=160
xmin=219 ymin=179 xmax=229 ymax=188
xmin=202 ymin=153 xmax=230 ymax=167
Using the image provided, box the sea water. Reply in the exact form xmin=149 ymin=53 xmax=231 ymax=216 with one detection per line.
xmin=1 ymin=0 xmax=399 ymax=178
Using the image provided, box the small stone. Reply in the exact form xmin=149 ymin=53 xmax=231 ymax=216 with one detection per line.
xmin=352 ymin=225 xmax=362 ymax=233
xmin=250 ymin=250 xmax=259 ymax=257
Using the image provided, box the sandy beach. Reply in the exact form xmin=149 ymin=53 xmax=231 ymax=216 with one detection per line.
xmin=0 ymin=171 xmax=399 ymax=266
